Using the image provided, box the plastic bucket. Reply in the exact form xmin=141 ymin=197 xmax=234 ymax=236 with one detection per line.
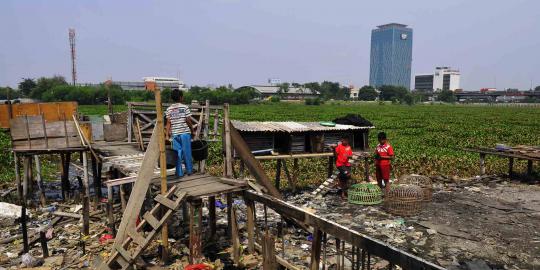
xmin=191 ymin=140 xmax=208 ymax=161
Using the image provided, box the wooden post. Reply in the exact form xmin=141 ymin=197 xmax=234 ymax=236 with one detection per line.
xmin=479 ymin=153 xmax=486 ymax=175
xmin=154 ymin=88 xmax=169 ymax=261
xmin=91 ymin=156 xmax=103 ymax=207
xmin=14 ymin=153 xmax=21 ymax=201
xmin=34 ymin=156 xmax=47 ymax=207
xmin=60 ymin=153 xmax=71 ymax=201
xmin=336 ymin=238 xmax=341 ymax=270
xmin=229 ymin=124 xmax=282 ymax=198
xmin=508 ymin=157 xmax=514 ymax=177
xmin=40 ymin=230 xmax=49 ymax=258
xmin=310 ymin=228 xmax=323 ymax=270
xmin=246 ymin=198 xmax=255 ymax=253
xmin=81 ymin=152 xmax=90 ymax=235
xmin=208 ymin=196 xmax=216 ymax=240
xmin=262 ymin=232 xmax=278 ymax=270
xmin=119 ymin=185 xmax=127 ymax=210
xmin=189 ymin=200 xmax=202 ymax=264
xmin=22 ymin=156 xmax=30 ymax=202
xmin=364 ymin=157 xmax=370 ymax=182
xmin=226 ymin=193 xmax=233 ymax=237
xmin=282 ymin=159 xmax=295 ymax=192
xmin=292 ymin=158 xmax=299 ymax=189
xmin=231 ymin=205 xmax=240 ymax=265
xmin=527 ymin=160 xmax=533 ymax=176
xmin=107 ymin=185 xmax=116 ymax=236
xmin=327 ymin=156 xmax=334 ymax=178
xmin=223 ymin=103 xmax=233 ymax=178
xmin=20 ymin=157 xmax=29 ymax=253
xmin=275 ymin=160 xmax=282 ymax=190
xmin=127 ymin=102 xmax=133 ymax=143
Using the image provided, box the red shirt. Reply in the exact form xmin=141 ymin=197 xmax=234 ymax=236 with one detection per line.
xmin=335 ymin=144 xmax=353 ymax=167
xmin=375 ymin=143 xmax=394 ymax=166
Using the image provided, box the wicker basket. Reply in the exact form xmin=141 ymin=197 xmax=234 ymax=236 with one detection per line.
xmin=396 ymin=174 xmax=433 ymax=201
xmin=384 ymin=185 xmax=424 ymax=216
xmin=348 ymin=183 xmax=383 ymax=205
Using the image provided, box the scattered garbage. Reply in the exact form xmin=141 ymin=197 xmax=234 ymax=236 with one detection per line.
xmin=0 ymin=202 xmax=30 ymax=226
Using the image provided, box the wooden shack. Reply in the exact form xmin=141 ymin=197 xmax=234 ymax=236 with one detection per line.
xmin=231 ymin=121 xmax=373 ymax=155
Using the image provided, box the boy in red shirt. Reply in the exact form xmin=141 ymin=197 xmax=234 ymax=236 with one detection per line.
xmin=335 ymin=136 xmax=353 ymax=200
xmin=375 ymin=132 xmax=394 ymax=194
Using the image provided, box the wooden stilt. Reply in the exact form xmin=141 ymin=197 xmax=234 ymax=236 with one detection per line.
xmin=282 ymin=160 xmax=296 ymax=192
xmin=34 ymin=156 xmax=47 ymax=207
xmin=22 ymin=156 xmax=30 ymax=202
xmin=479 ymin=153 xmax=486 ymax=175
xmin=223 ymin=104 xmax=233 ymax=178
xmin=60 ymin=153 xmax=71 ymax=201
xmin=327 ymin=156 xmax=334 ymax=178
xmin=231 ymin=205 xmax=240 ymax=265
xmin=364 ymin=157 xmax=370 ymax=182
xmin=246 ymin=198 xmax=255 ymax=253
xmin=91 ymin=156 xmax=103 ymax=207
xmin=107 ymin=185 xmax=116 ymax=236
xmin=239 ymin=161 xmax=245 ymax=178
xmin=119 ymin=184 xmax=127 ymax=211
xmin=189 ymin=200 xmax=202 ymax=264
xmin=154 ymin=89 xmax=169 ymax=263
xmin=275 ymin=160 xmax=282 ymax=190
xmin=262 ymin=232 xmax=277 ymax=270
xmin=310 ymin=228 xmax=322 ymax=270
xmin=226 ymin=193 xmax=233 ymax=237
xmin=336 ymin=238 xmax=341 ymax=270
xmin=21 ymin=155 xmax=30 ymax=253
xmin=81 ymin=152 xmax=90 ymax=235
xmin=14 ymin=153 xmax=21 ymax=201
xmin=527 ymin=160 xmax=533 ymax=176
xmin=292 ymin=158 xmax=299 ymax=190
xmin=40 ymin=230 xmax=49 ymax=257
xmin=508 ymin=157 xmax=514 ymax=177
xmin=208 ymin=196 xmax=216 ymax=241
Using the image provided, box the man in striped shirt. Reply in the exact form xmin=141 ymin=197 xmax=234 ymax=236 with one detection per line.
xmin=165 ymin=90 xmax=194 ymax=177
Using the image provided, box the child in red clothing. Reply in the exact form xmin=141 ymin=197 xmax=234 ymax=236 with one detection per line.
xmin=335 ymin=136 xmax=353 ymax=200
xmin=374 ymin=132 xmax=394 ymax=194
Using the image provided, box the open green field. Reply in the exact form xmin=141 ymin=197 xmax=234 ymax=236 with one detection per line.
xmin=82 ymin=103 xmax=540 ymax=178
xmin=2 ymin=103 xmax=537 ymax=186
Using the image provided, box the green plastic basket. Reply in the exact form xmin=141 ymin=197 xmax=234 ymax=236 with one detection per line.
xmin=348 ymin=183 xmax=383 ymax=205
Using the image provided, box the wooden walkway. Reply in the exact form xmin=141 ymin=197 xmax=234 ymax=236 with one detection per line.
xmin=464 ymin=146 xmax=538 ymax=177
xmin=174 ymin=174 xmax=247 ymax=199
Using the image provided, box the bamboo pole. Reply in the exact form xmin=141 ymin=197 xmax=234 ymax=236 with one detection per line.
xmin=154 ymin=88 xmax=169 ymax=262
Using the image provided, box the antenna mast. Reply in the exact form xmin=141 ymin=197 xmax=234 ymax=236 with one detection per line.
xmin=69 ymin=28 xmax=77 ymax=86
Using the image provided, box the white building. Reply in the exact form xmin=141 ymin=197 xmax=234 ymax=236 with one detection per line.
xmin=415 ymin=67 xmax=460 ymax=91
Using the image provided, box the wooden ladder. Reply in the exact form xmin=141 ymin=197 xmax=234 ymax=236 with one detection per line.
xmin=311 ymin=155 xmax=362 ymax=196
xmin=102 ymin=186 xmax=187 ymax=270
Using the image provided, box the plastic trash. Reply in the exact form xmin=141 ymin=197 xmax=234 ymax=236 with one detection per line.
xmin=21 ymin=253 xmax=43 ymax=267
xmin=99 ymin=234 xmax=114 ymax=244
xmin=307 ymin=234 xmax=313 ymax=241
xmin=185 ymin=263 xmax=212 ymax=270
xmin=215 ymin=200 xmax=226 ymax=210
xmin=40 ymin=206 xmax=57 ymax=212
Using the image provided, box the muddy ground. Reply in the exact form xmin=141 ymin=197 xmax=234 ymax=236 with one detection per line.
xmin=1 ymin=173 xmax=539 ymax=270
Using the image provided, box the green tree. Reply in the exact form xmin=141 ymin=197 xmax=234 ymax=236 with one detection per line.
xmin=437 ymin=90 xmax=456 ymax=103
xmin=378 ymin=85 xmax=408 ymax=101
xmin=0 ymin=87 xmax=20 ymax=100
xmin=304 ymin=82 xmax=321 ymax=95
xmin=277 ymin=83 xmax=290 ymax=96
xmin=18 ymin=78 xmax=36 ymax=97
xmin=31 ymin=76 xmax=68 ymax=99
xmin=357 ymin=85 xmax=378 ymax=101
xmin=535 ymin=85 xmax=540 ymax=92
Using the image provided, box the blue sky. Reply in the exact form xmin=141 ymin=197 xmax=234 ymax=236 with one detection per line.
xmin=1 ymin=0 xmax=539 ymax=90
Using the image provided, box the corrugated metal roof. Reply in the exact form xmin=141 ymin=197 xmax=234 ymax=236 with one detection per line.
xmin=248 ymin=85 xmax=320 ymax=95
xmin=231 ymin=120 xmax=374 ymax=133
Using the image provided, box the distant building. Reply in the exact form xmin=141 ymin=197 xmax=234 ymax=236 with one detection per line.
xmin=349 ymin=87 xmax=360 ymax=100
xmin=369 ymin=23 xmax=413 ymax=89
xmin=244 ymin=85 xmax=320 ymax=100
xmin=414 ymin=67 xmax=460 ymax=91
xmin=80 ymin=77 xmax=187 ymax=91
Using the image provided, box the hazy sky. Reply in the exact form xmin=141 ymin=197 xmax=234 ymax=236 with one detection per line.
xmin=1 ymin=0 xmax=539 ymax=90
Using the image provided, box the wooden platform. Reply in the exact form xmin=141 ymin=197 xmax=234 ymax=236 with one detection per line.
xmin=174 ymin=174 xmax=246 ymax=199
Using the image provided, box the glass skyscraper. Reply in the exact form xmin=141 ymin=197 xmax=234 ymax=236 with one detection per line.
xmin=369 ymin=23 xmax=413 ymax=89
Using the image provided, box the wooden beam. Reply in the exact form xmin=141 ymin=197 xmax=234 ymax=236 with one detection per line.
xmin=310 ymin=228 xmax=322 ymax=270
xmin=208 ymin=196 xmax=216 ymax=241
xmin=262 ymin=232 xmax=278 ymax=270
xmin=34 ymin=156 xmax=46 ymax=207
xmin=229 ymin=124 xmax=282 ymax=198
xmin=223 ymin=104 xmax=233 ymax=178
xmin=112 ymin=126 xmax=160 ymax=246
xmin=82 ymin=151 xmax=90 ymax=235
xmin=231 ymin=205 xmax=240 ymax=265
xmin=154 ymin=89 xmax=169 ymax=262
xmin=246 ymin=198 xmax=255 ymax=253
xmin=243 ymin=191 xmax=445 ymax=270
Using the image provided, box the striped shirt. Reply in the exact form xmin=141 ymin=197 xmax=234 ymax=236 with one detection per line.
xmin=165 ymin=103 xmax=192 ymax=135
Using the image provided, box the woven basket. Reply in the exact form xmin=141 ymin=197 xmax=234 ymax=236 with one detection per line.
xmin=348 ymin=183 xmax=383 ymax=205
xmin=384 ymin=185 xmax=424 ymax=216
xmin=396 ymin=174 xmax=433 ymax=201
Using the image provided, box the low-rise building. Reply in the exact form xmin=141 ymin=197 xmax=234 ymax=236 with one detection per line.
xmin=80 ymin=77 xmax=188 ymax=91
xmin=244 ymin=85 xmax=320 ymax=100
xmin=415 ymin=67 xmax=460 ymax=91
